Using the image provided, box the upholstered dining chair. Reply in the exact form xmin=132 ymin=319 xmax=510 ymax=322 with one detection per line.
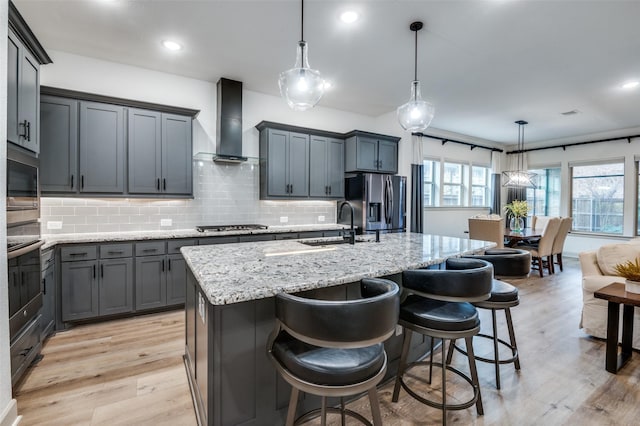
xmin=519 ymin=217 xmax=561 ymax=277
xmin=551 ymin=217 xmax=572 ymax=272
xmin=468 ymin=216 xmax=505 ymax=249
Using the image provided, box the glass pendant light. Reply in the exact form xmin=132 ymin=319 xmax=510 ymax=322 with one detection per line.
xmin=502 ymin=120 xmax=537 ymax=188
xmin=397 ymin=21 xmax=435 ymax=132
xmin=279 ymin=0 xmax=325 ymax=111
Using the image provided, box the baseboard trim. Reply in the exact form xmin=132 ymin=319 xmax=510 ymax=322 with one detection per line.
xmin=0 ymin=399 xmax=21 ymax=426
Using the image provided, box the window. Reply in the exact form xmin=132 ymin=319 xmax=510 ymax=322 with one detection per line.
xmin=423 ymin=160 xmax=438 ymax=206
xmin=526 ymin=168 xmax=561 ymax=218
xmin=571 ymin=162 xmax=624 ymax=234
xmin=442 ymin=162 xmax=466 ymax=206
xmin=471 ymin=166 xmax=491 ymax=207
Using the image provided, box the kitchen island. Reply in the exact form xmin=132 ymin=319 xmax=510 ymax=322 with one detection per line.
xmin=181 ymin=232 xmax=494 ymax=426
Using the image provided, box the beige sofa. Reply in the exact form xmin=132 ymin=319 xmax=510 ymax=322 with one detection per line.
xmin=579 ymin=241 xmax=640 ymax=348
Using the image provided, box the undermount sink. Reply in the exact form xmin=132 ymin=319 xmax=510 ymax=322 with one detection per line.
xmin=301 ymin=238 xmax=367 ymax=247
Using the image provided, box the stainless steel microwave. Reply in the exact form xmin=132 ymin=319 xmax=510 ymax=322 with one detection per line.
xmin=7 ymin=146 xmax=39 ymax=225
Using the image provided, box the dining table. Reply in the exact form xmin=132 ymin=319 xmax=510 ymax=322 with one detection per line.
xmin=504 ymin=227 xmax=542 ymax=247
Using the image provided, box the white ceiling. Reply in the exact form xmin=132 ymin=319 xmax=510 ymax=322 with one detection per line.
xmin=13 ymin=0 xmax=640 ymax=144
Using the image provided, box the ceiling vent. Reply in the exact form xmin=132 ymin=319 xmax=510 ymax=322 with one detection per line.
xmin=213 ymin=78 xmax=247 ymax=163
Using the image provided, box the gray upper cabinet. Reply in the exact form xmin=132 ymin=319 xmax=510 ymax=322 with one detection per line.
xmin=345 ymin=131 xmax=400 ymax=174
xmin=260 ymin=128 xmax=309 ymax=199
xmin=79 ymin=101 xmax=125 ymax=193
xmin=39 ymin=88 xmax=196 ymax=198
xmin=309 ymin=136 xmax=344 ymax=198
xmin=40 ymin=96 xmax=78 ymax=192
xmin=128 ymin=109 xmax=162 ymax=194
xmin=128 ymin=109 xmax=192 ymax=195
xmin=7 ymin=29 xmax=40 ymax=154
xmin=161 ymin=114 xmax=192 ymax=195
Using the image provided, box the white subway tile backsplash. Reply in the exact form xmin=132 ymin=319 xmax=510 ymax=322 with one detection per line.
xmin=41 ymin=161 xmax=338 ymax=234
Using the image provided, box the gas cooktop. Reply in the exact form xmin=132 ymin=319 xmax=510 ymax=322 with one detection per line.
xmin=196 ymin=224 xmax=268 ymax=232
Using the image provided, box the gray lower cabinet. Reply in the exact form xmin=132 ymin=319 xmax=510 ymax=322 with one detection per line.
xmin=259 ymin=128 xmax=309 ymax=198
xmin=128 ymin=109 xmax=192 ymax=196
xmin=135 ymin=255 xmax=166 ymax=311
xmin=344 ymin=131 xmax=400 ymax=174
xmin=135 ymin=239 xmax=193 ymax=310
xmin=79 ymin=101 xmax=125 ymax=193
xmin=99 ymin=258 xmax=134 ymax=316
xmin=7 ymin=29 xmax=40 ymax=154
xmin=61 ymin=243 xmax=134 ymax=321
xmin=40 ymin=96 xmax=79 ymax=192
xmin=40 ymin=249 xmax=56 ymax=339
xmin=61 ymin=259 xmax=99 ymax=321
xmin=309 ymin=136 xmax=344 ymax=198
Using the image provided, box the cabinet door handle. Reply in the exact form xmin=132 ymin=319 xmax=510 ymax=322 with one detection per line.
xmin=163 ymin=178 xmax=166 ymax=191
xmin=81 ymin=175 xmax=84 ymax=189
xmin=108 ymin=250 xmax=124 ymax=255
xmin=71 ymin=174 xmax=74 ymax=189
xmin=290 ymin=184 xmax=293 ymax=194
xmin=69 ymin=252 xmax=87 ymax=257
xmin=93 ymin=264 xmax=96 ymax=279
xmin=26 ymin=121 xmax=31 ymax=141
xmin=43 ymin=277 xmax=46 ymax=295
xmin=168 ymin=258 xmax=171 ymax=271
xmin=161 ymin=259 xmax=165 ymax=272
xmin=328 ymin=186 xmax=331 ymax=195
xmin=142 ymin=248 xmax=157 ymax=253
xmin=156 ymin=178 xmax=160 ymax=190
xmin=101 ymin=264 xmax=104 ymax=277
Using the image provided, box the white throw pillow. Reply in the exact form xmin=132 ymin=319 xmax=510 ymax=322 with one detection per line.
xmin=596 ymin=244 xmax=640 ymax=276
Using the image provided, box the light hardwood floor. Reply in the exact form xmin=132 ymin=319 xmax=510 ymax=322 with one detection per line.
xmin=14 ymin=258 xmax=640 ymax=425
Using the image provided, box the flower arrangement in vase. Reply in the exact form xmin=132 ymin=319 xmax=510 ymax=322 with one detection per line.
xmin=613 ymin=258 xmax=640 ymax=294
xmin=504 ymin=200 xmax=529 ymax=232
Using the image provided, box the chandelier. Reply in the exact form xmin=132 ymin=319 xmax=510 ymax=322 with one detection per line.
xmin=502 ymin=120 xmax=537 ymax=188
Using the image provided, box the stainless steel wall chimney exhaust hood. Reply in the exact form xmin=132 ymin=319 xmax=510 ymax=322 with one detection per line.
xmin=213 ymin=78 xmax=247 ymax=163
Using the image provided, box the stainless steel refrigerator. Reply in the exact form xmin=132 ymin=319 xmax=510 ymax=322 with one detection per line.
xmin=338 ymin=174 xmax=406 ymax=234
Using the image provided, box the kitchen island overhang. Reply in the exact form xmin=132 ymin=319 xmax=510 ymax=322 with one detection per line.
xmin=181 ymin=233 xmax=495 ymax=426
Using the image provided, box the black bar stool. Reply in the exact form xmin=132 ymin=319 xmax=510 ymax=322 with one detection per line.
xmin=453 ymin=248 xmax=530 ymax=389
xmin=392 ymin=258 xmax=493 ymax=425
xmin=267 ymin=278 xmax=400 ymax=426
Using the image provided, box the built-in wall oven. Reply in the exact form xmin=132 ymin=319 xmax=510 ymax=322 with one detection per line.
xmin=6 ymin=144 xmax=43 ymax=385
xmin=7 ymin=145 xmax=39 ymax=225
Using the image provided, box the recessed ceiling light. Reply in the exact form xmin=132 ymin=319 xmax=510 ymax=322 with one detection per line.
xmin=340 ymin=11 xmax=359 ymax=24
xmin=622 ymin=81 xmax=639 ymax=89
xmin=162 ymin=40 xmax=182 ymax=51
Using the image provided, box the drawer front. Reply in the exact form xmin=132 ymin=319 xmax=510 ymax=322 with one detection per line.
xmin=275 ymin=233 xmax=299 ymax=240
xmin=198 ymin=236 xmax=239 ymax=245
xmin=10 ymin=314 xmax=42 ymax=385
xmin=100 ymin=243 xmax=134 ymax=259
xmin=238 ymin=234 xmax=275 ymax=243
xmin=298 ymin=231 xmax=324 ymax=239
xmin=61 ymin=245 xmax=97 ymax=262
xmin=168 ymin=239 xmax=197 ymax=254
xmin=135 ymin=241 xmax=166 ymax=256
xmin=41 ymin=248 xmax=55 ymax=270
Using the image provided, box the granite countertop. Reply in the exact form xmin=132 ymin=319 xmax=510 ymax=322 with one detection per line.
xmin=41 ymin=224 xmax=351 ymax=250
xmin=181 ymin=232 xmax=496 ymax=306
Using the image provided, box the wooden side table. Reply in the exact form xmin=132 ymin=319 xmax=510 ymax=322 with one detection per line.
xmin=593 ymin=283 xmax=640 ymax=373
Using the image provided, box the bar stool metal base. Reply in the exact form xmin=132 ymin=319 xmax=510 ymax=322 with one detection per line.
xmin=392 ymin=327 xmax=483 ymax=426
xmin=449 ymin=307 xmax=520 ymax=390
